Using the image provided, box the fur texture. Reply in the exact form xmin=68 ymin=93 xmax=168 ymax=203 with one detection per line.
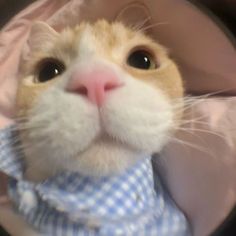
xmin=16 ymin=20 xmax=184 ymax=181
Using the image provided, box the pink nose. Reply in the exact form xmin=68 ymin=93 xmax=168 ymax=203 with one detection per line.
xmin=66 ymin=68 xmax=123 ymax=106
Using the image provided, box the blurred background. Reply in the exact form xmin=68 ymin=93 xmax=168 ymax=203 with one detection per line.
xmin=197 ymin=0 xmax=236 ymax=36
xmin=0 ymin=0 xmax=236 ymax=35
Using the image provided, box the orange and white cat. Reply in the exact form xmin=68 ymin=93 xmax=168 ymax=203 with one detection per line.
xmin=17 ymin=20 xmax=184 ymax=182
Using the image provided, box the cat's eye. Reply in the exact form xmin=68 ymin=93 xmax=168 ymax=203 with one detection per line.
xmin=127 ymin=49 xmax=158 ymax=70
xmin=35 ymin=58 xmax=66 ymax=83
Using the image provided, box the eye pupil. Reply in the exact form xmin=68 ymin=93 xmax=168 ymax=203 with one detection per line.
xmin=127 ymin=50 xmax=155 ymax=70
xmin=143 ymin=56 xmax=150 ymax=66
xmin=37 ymin=59 xmax=65 ymax=83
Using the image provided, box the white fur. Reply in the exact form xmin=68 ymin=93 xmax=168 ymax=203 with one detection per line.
xmin=22 ymin=26 xmax=177 ymax=180
xmin=78 ymin=25 xmax=97 ymax=59
xmin=23 ymin=61 xmax=175 ymax=179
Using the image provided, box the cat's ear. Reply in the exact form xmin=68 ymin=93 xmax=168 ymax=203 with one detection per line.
xmin=27 ymin=21 xmax=59 ymax=53
xmin=115 ymin=3 xmax=152 ymax=34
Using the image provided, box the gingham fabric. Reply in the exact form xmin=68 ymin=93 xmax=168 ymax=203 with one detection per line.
xmin=0 ymin=126 xmax=191 ymax=236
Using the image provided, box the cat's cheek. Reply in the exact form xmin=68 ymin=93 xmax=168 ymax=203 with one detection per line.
xmin=20 ymin=87 xmax=101 ymax=176
xmin=101 ymin=78 xmax=175 ymax=153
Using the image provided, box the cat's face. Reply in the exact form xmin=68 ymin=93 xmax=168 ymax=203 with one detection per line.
xmin=17 ymin=20 xmax=184 ymax=180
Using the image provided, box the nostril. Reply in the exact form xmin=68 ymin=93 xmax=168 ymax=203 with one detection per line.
xmin=76 ymin=86 xmax=88 ymax=96
xmin=67 ymin=85 xmax=88 ymax=96
xmin=104 ymin=82 xmax=119 ymax=91
xmin=67 ymin=69 xmax=124 ymax=106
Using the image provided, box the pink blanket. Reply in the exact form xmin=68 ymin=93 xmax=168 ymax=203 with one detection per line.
xmin=0 ymin=0 xmax=236 ymax=235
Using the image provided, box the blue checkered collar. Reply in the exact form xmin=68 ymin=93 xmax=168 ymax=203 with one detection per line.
xmin=0 ymin=125 xmax=163 ymax=225
xmin=0 ymin=125 xmax=191 ymax=236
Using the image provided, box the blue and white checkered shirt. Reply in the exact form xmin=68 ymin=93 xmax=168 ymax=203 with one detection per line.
xmin=0 ymin=126 xmax=191 ymax=236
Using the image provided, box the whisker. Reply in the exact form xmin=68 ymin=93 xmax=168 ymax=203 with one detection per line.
xmin=130 ymin=16 xmax=152 ymax=31
xmin=175 ymin=127 xmax=227 ymax=140
xmin=185 ymin=88 xmax=234 ymax=99
xmin=179 ymin=119 xmax=210 ymax=126
xmin=169 ymin=137 xmax=215 ymax=157
xmin=139 ymin=21 xmax=169 ymax=32
xmin=171 ymin=89 xmax=234 ymax=113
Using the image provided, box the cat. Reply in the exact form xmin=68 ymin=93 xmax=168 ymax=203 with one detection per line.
xmin=16 ymin=20 xmax=184 ymax=182
xmin=0 ymin=20 xmax=191 ymax=236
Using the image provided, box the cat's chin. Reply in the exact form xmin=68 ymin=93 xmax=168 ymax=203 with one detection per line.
xmin=25 ymin=137 xmax=145 ymax=182
xmin=64 ymin=136 xmax=146 ymax=177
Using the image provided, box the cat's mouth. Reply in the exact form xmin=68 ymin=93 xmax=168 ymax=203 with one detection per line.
xmin=94 ymin=111 xmax=128 ymax=146
xmin=72 ymin=126 xmax=138 ymax=156
xmin=96 ymin=131 xmax=126 ymax=147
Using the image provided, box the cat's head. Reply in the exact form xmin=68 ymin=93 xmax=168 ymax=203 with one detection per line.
xmin=17 ymin=20 xmax=184 ymax=178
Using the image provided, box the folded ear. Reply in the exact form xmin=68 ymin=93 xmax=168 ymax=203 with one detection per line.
xmin=115 ymin=3 xmax=153 ymax=34
xmin=27 ymin=21 xmax=59 ymax=53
